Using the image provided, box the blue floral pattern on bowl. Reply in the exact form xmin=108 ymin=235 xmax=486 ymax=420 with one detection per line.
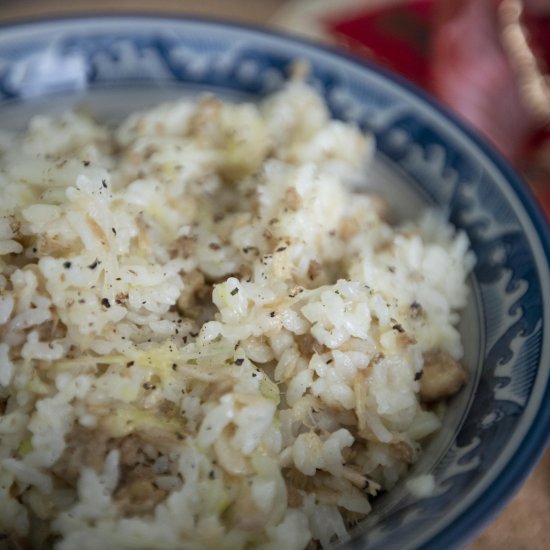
xmin=0 ymin=16 xmax=549 ymax=550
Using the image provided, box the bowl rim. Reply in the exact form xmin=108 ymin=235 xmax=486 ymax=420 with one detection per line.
xmin=0 ymin=12 xmax=549 ymax=549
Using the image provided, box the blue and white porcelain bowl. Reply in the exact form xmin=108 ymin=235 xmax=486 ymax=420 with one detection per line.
xmin=1 ymin=15 xmax=549 ymax=550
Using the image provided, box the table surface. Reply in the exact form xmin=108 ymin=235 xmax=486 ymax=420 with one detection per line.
xmin=0 ymin=1 xmax=548 ymax=549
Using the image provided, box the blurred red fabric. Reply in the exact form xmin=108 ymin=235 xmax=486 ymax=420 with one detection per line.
xmin=321 ymin=0 xmax=550 ymax=215
xmin=432 ymin=0 xmax=535 ymax=163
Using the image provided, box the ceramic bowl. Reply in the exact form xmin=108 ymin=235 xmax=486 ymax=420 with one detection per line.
xmin=1 ymin=15 xmax=549 ymax=549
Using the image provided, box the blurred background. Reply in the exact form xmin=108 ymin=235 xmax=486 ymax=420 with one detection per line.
xmin=1 ymin=1 xmax=549 ymax=548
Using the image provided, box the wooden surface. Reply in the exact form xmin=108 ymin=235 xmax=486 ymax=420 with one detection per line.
xmin=468 ymin=449 xmax=550 ymax=550
xmin=0 ymin=1 xmax=548 ymax=549
xmin=0 ymin=0 xmax=284 ymax=25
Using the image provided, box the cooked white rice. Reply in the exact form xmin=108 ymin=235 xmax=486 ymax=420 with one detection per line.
xmin=0 ymin=79 xmax=474 ymax=549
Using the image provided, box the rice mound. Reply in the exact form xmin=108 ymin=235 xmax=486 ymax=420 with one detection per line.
xmin=0 ymin=80 xmax=474 ymax=549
